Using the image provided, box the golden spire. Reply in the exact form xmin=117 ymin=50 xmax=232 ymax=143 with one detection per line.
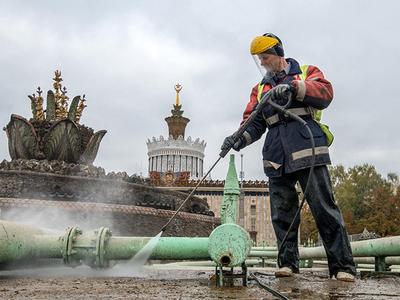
xmin=174 ymin=83 xmax=182 ymax=106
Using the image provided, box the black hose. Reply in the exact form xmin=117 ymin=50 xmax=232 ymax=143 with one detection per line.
xmin=249 ymin=272 xmax=290 ymax=300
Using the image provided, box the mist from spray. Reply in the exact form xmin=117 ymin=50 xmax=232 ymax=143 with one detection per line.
xmin=0 ymin=207 xmax=159 ymax=277
xmin=130 ymin=231 xmax=163 ymax=268
xmin=0 ymin=204 xmax=166 ymax=277
xmin=0 ymin=163 xmax=185 ymax=277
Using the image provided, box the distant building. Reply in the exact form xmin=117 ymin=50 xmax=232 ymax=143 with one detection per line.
xmin=146 ymin=84 xmax=276 ymax=246
xmin=146 ymin=84 xmax=206 ymax=183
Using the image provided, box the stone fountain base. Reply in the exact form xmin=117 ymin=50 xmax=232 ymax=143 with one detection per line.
xmin=0 ymin=159 xmax=219 ymax=237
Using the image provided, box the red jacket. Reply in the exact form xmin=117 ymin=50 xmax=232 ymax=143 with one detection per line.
xmin=241 ymin=59 xmax=333 ymax=124
xmin=239 ymin=58 xmax=334 ymax=177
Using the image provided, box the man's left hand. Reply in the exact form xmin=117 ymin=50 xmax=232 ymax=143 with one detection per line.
xmin=270 ymin=83 xmax=296 ymax=106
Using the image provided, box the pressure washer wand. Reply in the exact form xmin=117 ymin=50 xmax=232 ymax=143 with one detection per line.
xmin=160 ymin=91 xmax=275 ymax=234
xmin=219 ymin=90 xmax=274 ymax=158
xmin=160 ymin=156 xmax=223 ymax=233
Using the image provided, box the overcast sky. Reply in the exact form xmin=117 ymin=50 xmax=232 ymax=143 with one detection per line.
xmin=0 ymin=0 xmax=399 ymax=180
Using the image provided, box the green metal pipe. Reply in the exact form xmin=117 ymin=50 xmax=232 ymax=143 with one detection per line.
xmin=105 ymin=237 xmax=210 ymax=260
xmin=248 ymin=237 xmax=400 ymax=262
xmin=356 ymin=264 xmax=375 ymax=269
xmin=0 ymin=221 xmax=212 ymax=268
xmin=350 ymin=236 xmax=400 ymax=257
xmin=317 ymin=256 xmax=400 ymax=266
xmin=314 ymin=260 xmax=375 ymax=269
xmin=251 ymin=246 xmax=277 ymax=251
xmin=209 ymin=154 xmax=251 ymax=267
xmin=248 ymin=250 xmax=277 ymax=257
xmin=0 ymin=155 xmax=251 ymax=269
xmin=297 ymin=236 xmax=400 ymax=259
xmin=0 ymin=155 xmax=251 ymax=270
xmin=157 ymin=259 xmax=262 ymax=267
xmin=208 ymin=223 xmax=251 ymax=267
xmin=0 ymin=220 xmax=252 ymax=269
xmin=0 ymin=220 xmax=61 ymax=264
xmin=33 ymin=235 xmax=63 ymax=258
xmin=96 ymin=225 xmax=249 ymax=267
xmin=250 ymin=253 xmax=400 ymax=268
xmin=4 ymin=218 xmax=399 ymax=271
xmin=385 ymin=257 xmax=400 ymax=265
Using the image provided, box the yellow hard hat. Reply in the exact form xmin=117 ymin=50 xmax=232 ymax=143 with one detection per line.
xmin=250 ymin=35 xmax=280 ymax=55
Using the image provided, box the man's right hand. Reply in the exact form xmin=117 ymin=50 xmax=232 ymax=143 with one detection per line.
xmin=221 ymin=134 xmax=245 ymax=152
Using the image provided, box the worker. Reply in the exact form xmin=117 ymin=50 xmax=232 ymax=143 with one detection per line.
xmin=221 ymin=33 xmax=356 ymax=282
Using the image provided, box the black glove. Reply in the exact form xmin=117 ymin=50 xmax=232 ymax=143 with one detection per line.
xmin=221 ymin=134 xmax=245 ymax=152
xmin=270 ymin=83 xmax=296 ymax=106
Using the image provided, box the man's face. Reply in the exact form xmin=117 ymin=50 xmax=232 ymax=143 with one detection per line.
xmin=257 ymin=53 xmax=281 ymax=73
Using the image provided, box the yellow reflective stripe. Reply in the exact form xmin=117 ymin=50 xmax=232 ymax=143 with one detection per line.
xmin=257 ymin=65 xmax=333 ymax=146
xmin=314 ymin=110 xmax=322 ymax=122
xmin=257 ymin=83 xmax=265 ymax=102
xmin=300 ymin=65 xmax=323 ymax=123
xmin=319 ymin=123 xmax=334 ymax=146
xmin=299 ymin=65 xmax=308 ymax=81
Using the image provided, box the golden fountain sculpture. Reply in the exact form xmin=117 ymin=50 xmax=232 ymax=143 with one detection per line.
xmin=4 ymin=70 xmax=106 ymax=164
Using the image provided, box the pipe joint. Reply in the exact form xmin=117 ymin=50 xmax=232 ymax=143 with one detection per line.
xmin=61 ymin=226 xmax=113 ymax=269
xmin=61 ymin=226 xmax=82 ymax=267
xmin=93 ymin=227 xmax=112 ymax=268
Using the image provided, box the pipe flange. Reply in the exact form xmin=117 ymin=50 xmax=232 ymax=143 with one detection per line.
xmin=61 ymin=226 xmax=82 ymax=267
xmin=94 ymin=227 xmax=112 ymax=268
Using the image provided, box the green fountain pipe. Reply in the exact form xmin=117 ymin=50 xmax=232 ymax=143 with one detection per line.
xmin=2 ymin=221 xmax=399 ymax=270
xmin=219 ymin=154 xmax=240 ymax=224
xmin=248 ymin=250 xmax=278 ymax=257
xmin=105 ymin=237 xmax=210 ymax=260
xmin=247 ymin=237 xmax=400 ymax=261
xmin=0 ymin=219 xmax=253 ymax=269
xmin=0 ymin=220 xmax=62 ymax=265
xmin=251 ymin=246 xmax=277 ymax=251
xmin=102 ymin=154 xmax=251 ymax=268
xmin=208 ymin=154 xmax=252 ymax=267
xmin=309 ymin=257 xmax=400 ymax=266
xmin=354 ymin=256 xmax=400 ymax=265
xmin=0 ymin=155 xmax=251 ymax=270
xmin=297 ymin=236 xmax=400 ymax=259
xmin=158 ymin=259 xmax=263 ymax=267
xmin=0 ymin=220 xmax=211 ymax=268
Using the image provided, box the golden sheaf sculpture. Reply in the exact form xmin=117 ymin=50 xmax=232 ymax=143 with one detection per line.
xmin=4 ymin=70 xmax=106 ymax=164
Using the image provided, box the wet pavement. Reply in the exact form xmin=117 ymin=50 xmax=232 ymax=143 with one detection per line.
xmin=0 ymin=266 xmax=399 ymax=299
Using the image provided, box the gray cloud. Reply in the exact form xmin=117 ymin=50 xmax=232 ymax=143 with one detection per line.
xmin=1 ymin=0 xmax=399 ymax=180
